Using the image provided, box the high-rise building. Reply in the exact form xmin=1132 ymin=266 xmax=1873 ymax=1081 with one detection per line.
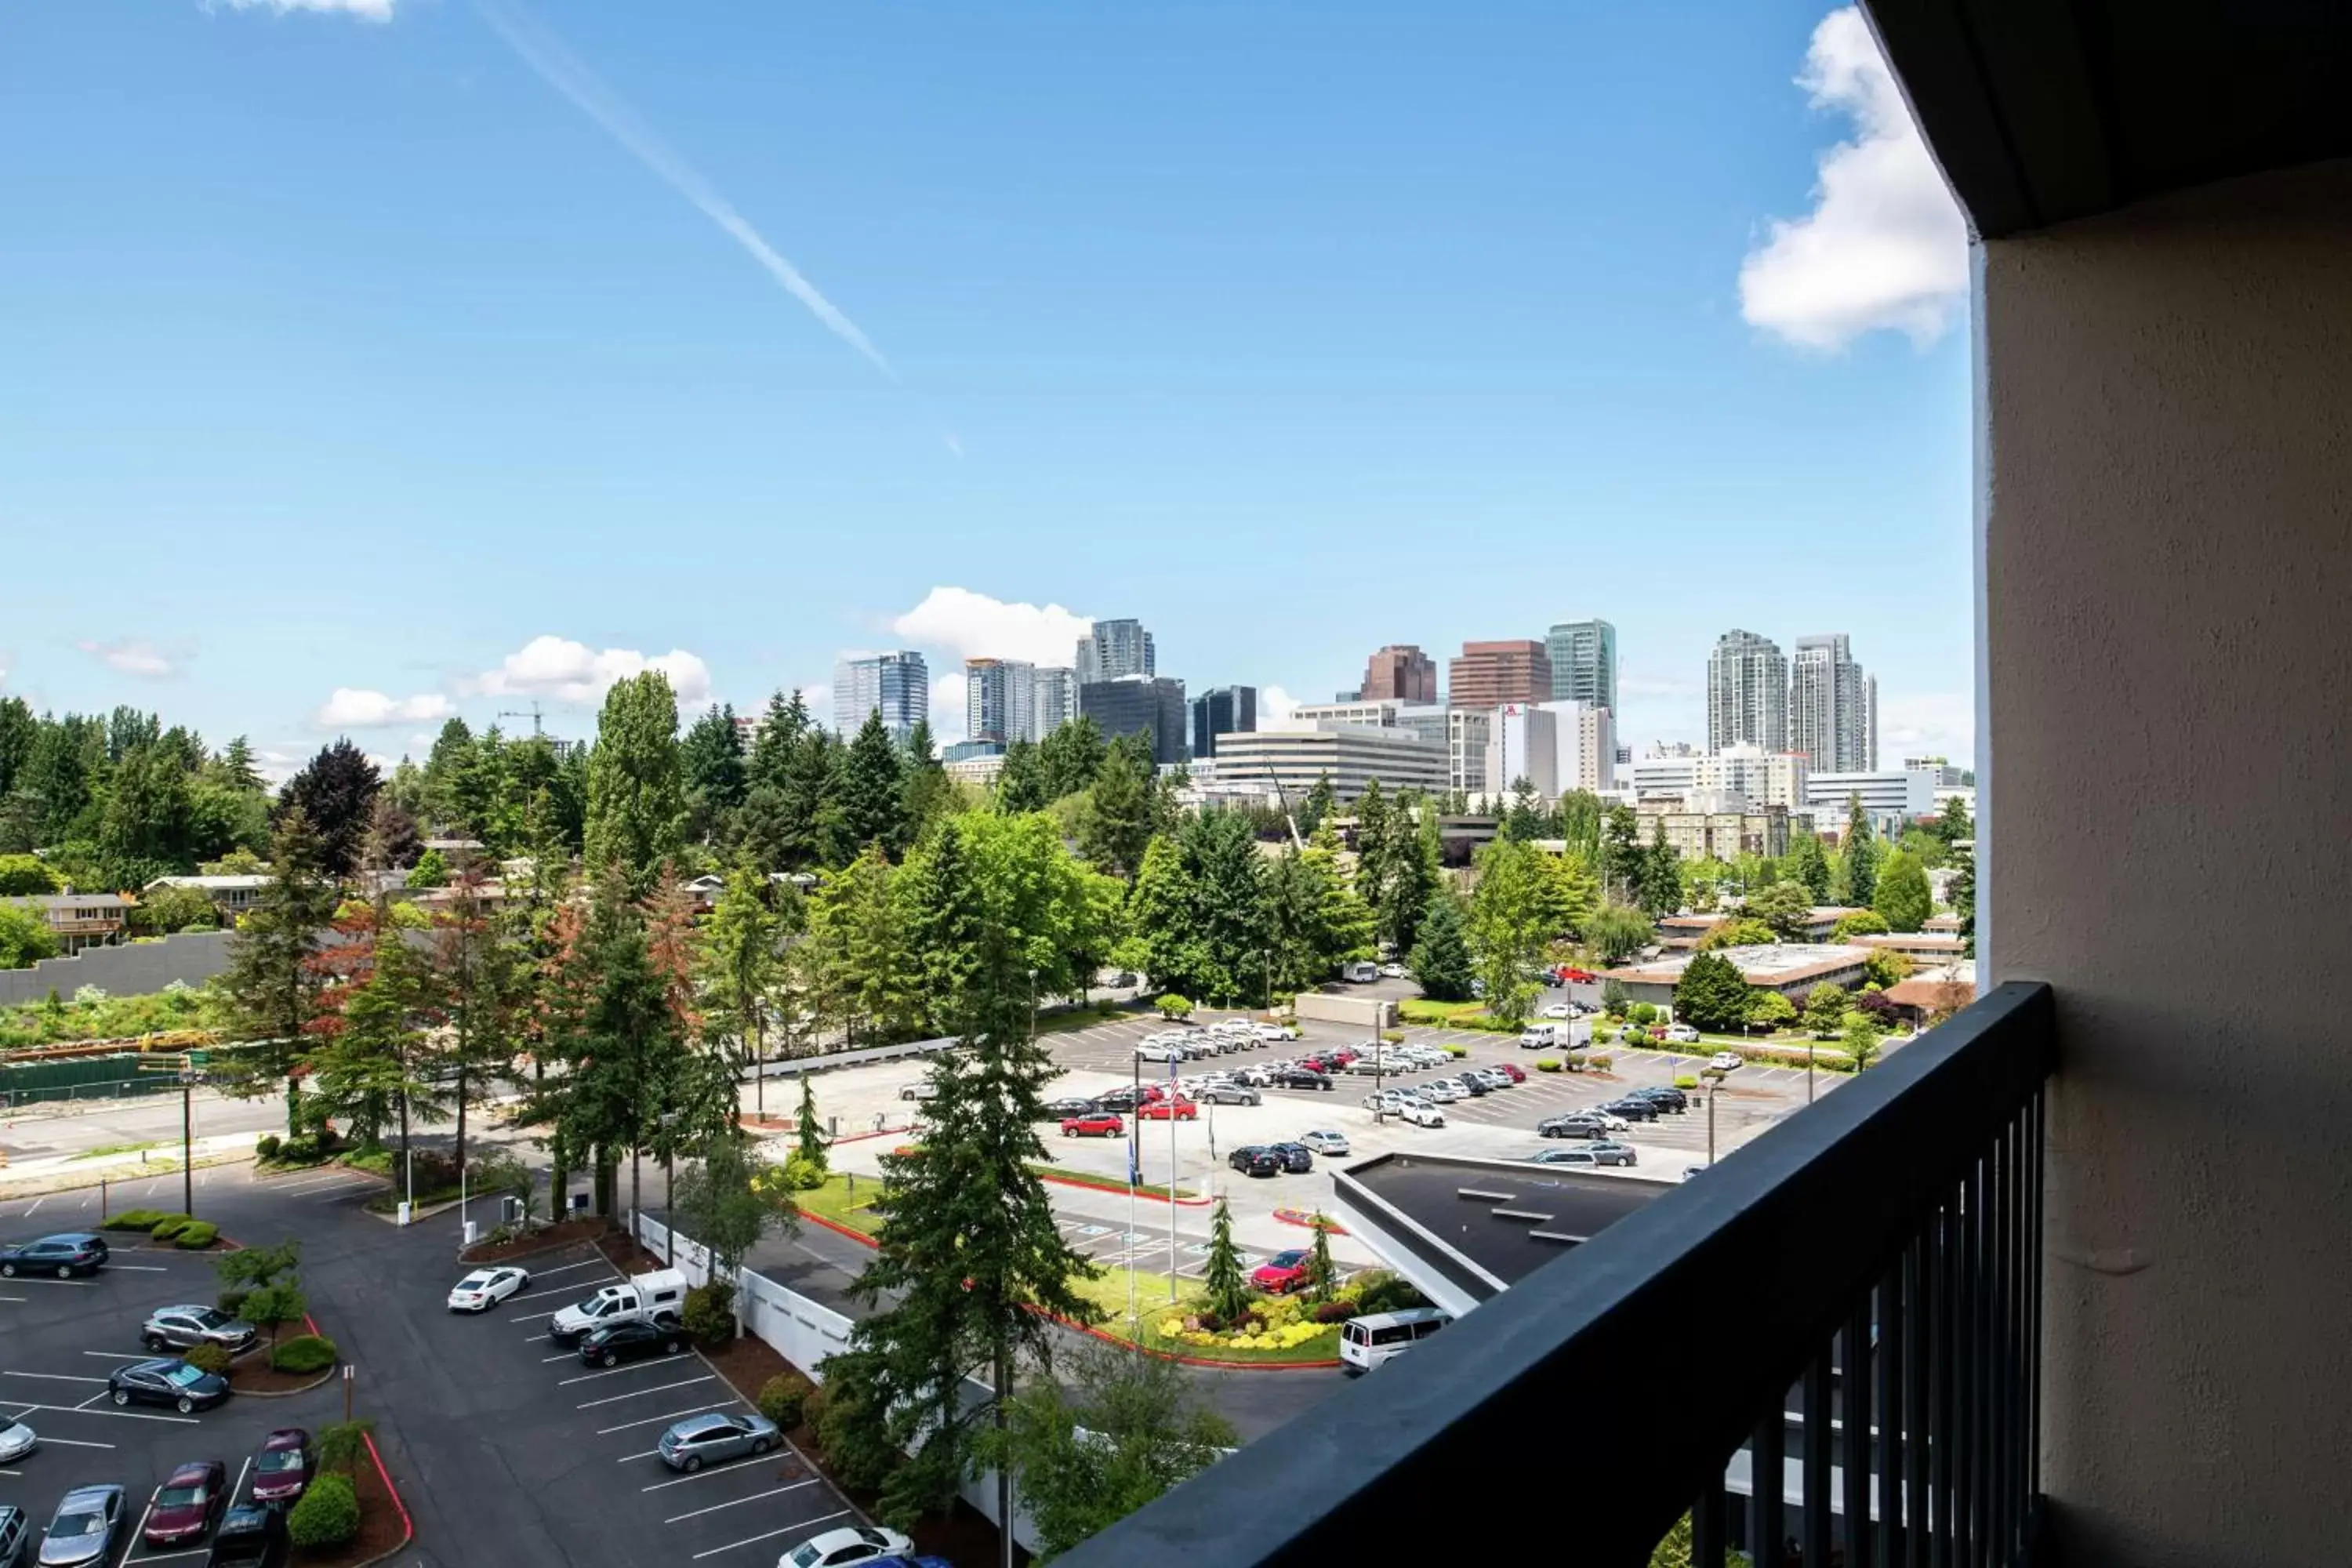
xmin=1449 ymin=640 xmax=1551 ymax=710
xmin=1189 ymin=685 xmax=1256 ymax=760
xmin=1541 ymin=699 xmax=1617 ymax=793
xmin=1789 ymin=633 xmax=1876 ymax=772
xmin=1032 ymin=667 xmax=1077 ymax=739
xmin=1080 ymin=675 xmax=1187 ymax=766
xmin=834 ymin=651 xmax=929 ymax=742
xmin=1486 ymin=704 xmax=1559 ymax=800
xmin=1545 ymin=620 xmax=1618 ymax=711
xmin=1359 ymin=644 xmax=1439 ymax=704
xmin=1075 ymin=619 xmax=1155 ymax=684
xmin=1706 ymin=630 xmax=1788 ymax=753
xmin=964 ymin=658 xmax=1036 ymax=746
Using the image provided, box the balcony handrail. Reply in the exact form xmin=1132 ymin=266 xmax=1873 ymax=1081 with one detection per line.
xmin=1056 ymin=979 xmax=2055 ymax=1566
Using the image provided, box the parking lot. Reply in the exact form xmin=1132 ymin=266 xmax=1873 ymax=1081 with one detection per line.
xmin=0 ymin=1222 xmax=346 ymax=1568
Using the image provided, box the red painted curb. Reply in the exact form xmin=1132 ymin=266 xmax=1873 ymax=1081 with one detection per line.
xmin=800 ymin=1210 xmax=880 ymax=1249
xmin=1034 ymin=1171 xmax=1211 ymax=1207
xmin=363 ymin=1431 xmax=414 ymax=1549
xmin=1271 ymin=1208 xmax=1349 ymax=1236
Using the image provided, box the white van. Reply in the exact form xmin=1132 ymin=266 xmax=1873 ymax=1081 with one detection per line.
xmin=1340 ymin=1307 xmax=1453 ymax=1373
xmin=1340 ymin=961 xmax=1379 ymax=984
xmin=1518 ymin=1022 xmax=1560 ymax=1050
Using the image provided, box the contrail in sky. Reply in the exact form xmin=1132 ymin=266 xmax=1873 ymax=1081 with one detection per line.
xmin=475 ymin=0 xmax=894 ymax=378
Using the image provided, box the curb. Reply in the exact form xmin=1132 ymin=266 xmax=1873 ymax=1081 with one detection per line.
xmin=1033 ymin=1171 xmax=1210 ymax=1207
xmin=358 ymin=1432 xmax=415 ymax=1566
xmin=231 ymin=1362 xmax=339 ymax=1399
xmin=1271 ymin=1208 xmax=1349 ymax=1236
xmin=799 ymin=1210 xmax=879 ymax=1250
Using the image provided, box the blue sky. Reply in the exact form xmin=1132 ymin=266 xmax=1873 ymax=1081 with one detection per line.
xmin=0 ymin=0 xmax=1973 ymax=776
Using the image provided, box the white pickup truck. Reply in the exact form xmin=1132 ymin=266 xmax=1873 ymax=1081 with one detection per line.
xmin=550 ymin=1268 xmax=690 ymax=1344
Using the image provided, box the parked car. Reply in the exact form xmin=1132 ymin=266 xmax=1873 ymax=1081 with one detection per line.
xmin=1299 ymin=1130 xmax=1351 ymax=1156
xmin=1252 ymin=1248 xmax=1314 ymax=1294
xmin=1419 ymin=1080 xmax=1462 ymax=1104
xmin=897 ymin=1081 xmax=937 ymax=1102
xmin=143 ymin=1461 xmax=230 ymax=1549
xmin=0 ymin=1506 xmax=27 ymax=1568
xmin=1628 ymin=1086 xmax=1690 ymax=1112
xmin=1135 ymin=1098 xmax=1198 ymax=1122
xmin=1595 ymin=1097 xmax=1661 ymax=1122
xmin=1272 ymin=1068 xmax=1334 ymax=1091
xmin=1041 ymin=1097 xmax=1101 ymax=1120
xmin=1134 ymin=1041 xmax=1185 ymax=1062
xmin=1251 ymin=1022 xmax=1296 ymax=1042
xmin=204 ymin=1507 xmax=285 ymax=1568
xmin=577 ymin=1316 xmax=688 ymax=1368
xmin=0 ymin=1419 xmax=34 ymax=1465
xmin=1094 ymin=1086 xmax=1143 ymax=1112
xmin=0 ymin=1233 xmax=108 ymax=1279
xmin=1059 ymin=1112 xmax=1124 ymax=1138
xmin=446 ymin=1265 xmax=530 ymax=1312
xmin=1339 ymin=1306 xmax=1451 ymax=1374
xmin=1523 ymin=1148 xmax=1600 ymax=1167
xmin=1228 ymin=1146 xmax=1282 ymax=1178
xmin=38 ymin=1486 xmax=123 ymax=1568
xmin=110 ymin=1359 xmax=229 ymax=1414
xmin=1708 ymin=1051 xmax=1744 ymax=1072
xmin=1490 ymin=1062 xmax=1527 ymax=1083
xmin=779 ymin=1524 xmax=916 ymax=1567
xmin=1582 ymin=1140 xmax=1639 ymax=1167
xmin=657 ymin=1410 xmax=780 ymax=1472
xmin=247 ymin=1429 xmax=315 ymax=1508
xmin=1340 ymin=961 xmax=1378 ymax=983
xmin=1232 ymin=1065 xmax=1276 ymax=1087
xmin=1378 ymin=962 xmax=1405 ymax=978
xmin=1541 ymin=1003 xmax=1573 ymax=1020
xmin=1269 ymin=1142 xmax=1314 ymax=1174
xmin=1540 ymin=1115 xmax=1614 ymax=1140
xmin=142 ymin=1305 xmax=256 ymax=1355
xmin=1196 ymin=1083 xmax=1261 ymax=1106
xmin=1663 ymin=1024 xmax=1701 ymax=1044
xmin=1468 ymin=1069 xmax=1512 ymax=1091
xmin=1396 ymin=1100 xmax=1446 ymax=1128
xmin=1364 ymin=1090 xmax=1410 ymax=1114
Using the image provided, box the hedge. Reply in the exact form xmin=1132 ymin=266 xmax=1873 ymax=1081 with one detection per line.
xmin=183 ymin=1344 xmax=232 ymax=1377
xmin=101 ymin=1209 xmax=172 ymax=1232
xmin=271 ymin=1334 xmax=338 ymax=1375
xmin=1534 ymin=1058 xmax=1563 ymax=1073
xmin=285 ymin=1472 xmax=359 ymax=1549
xmin=151 ymin=1216 xmax=192 ymax=1242
xmin=757 ymin=1372 xmax=813 ymax=1429
xmin=174 ymin=1221 xmax=219 ymax=1250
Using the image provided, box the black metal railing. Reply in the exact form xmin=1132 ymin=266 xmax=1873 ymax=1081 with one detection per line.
xmin=1057 ymin=980 xmax=2055 ymax=1567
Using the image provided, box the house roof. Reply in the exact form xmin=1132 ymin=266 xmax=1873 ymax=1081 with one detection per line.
xmin=1603 ymin=944 xmax=1872 ymax=990
xmin=6 ymin=893 xmax=134 ymax=909
xmin=147 ymin=875 xmax=271 ymax=891
xmin=1856 ymin=932 xmax=1968 ymax=953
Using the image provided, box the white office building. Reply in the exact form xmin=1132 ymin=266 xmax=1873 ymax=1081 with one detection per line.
xmin=1691 ymin=743 xmax=1810 ymax=810
xmin=1806 ymin=767 xmax=1940 ymax=821
xmin=1486 ymin=704 xmax=1559 ymax=800
xmin=1209 ymin=729 xmax=1450 ymax=804
xmin=1632 ymin=754 xmax=1700 ymax=799
xmin=1032 ymin=667 xmax=1078 ymax=738
xmin=1541 ymin=699 xmax=1616 ymax=793
xmin=1292 ymin=700 xmax=1488 ymax=798
xmin=964 ymin=657 xmax=1036 ymax=746
xmin=1074 ymin=619 xmax=1154 ymax=684
xmin=1707 ymin=629 xmax=1788 ymax=753
xmin=834 ymin=651 xmax=929 ymax=742
xmin=1790 ymin=633 xmax=1878 ymax=772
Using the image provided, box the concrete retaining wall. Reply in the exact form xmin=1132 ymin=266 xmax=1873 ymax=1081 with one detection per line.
xmin=0 ymin=931 xmax=233 ymax=1007
xmin=1291 ymin=992 xmax=1395 ymax=1031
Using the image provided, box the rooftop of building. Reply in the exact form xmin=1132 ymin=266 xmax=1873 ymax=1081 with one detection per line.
xmin=1603 ymin=942 xmax=1871 ymax=988
xmin=146 ymin=874 xmax=271 ymax=891
xmin=1341 ymin=1152 xmax=1671 ymax=1289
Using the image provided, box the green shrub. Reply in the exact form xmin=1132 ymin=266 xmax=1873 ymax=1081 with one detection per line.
xmin=102 ymin=1209 xmax=169 ymax=1232
xmin=182 ymin=1344 xmax=232 ymax=1377
xmin=1352 ymin=1272 xmax=1430 ymax=1315
xmin=757 ymin=1371 xmax=814 ymax=1428
xmin=681 ymin=1283 xmax=735 ymax=1345
xmin=174 ymin=1221 xmax=219 ymax=1250
xmin=218 ymin=1287 xmax=252 ymax=1317
xmin=782 ymin=1156 xmax=826 ymax=1191
xmin=271 ymin=1334 xmax=337 ymax=1375
xmin=1379 ymin=1030 xmax=1404 ymax=1044
xmin=1628 ymin=1002 xmax=1658 ymax=1025
xmin=284 ymin=1472 xmax=359 ymax=1549
xmin=276 ymin=1134 xmax=321 ymax=1165
xmin=1587 ymin=1052 xmax=1614 ymax=1071
xmin=1444 ymin=1044 xmax=1468 ymax=1058
xmin=1534 ymin=1058 xmax=1563 ymax=1073
xmin=254 ymin=1134 xmax=281 ymax=1160
xmin=1156 ymin=993 xmax=1194 ymax=1021
xmin=1094 ymin=999 xmax=1118 ymax=1017
xmin=1674 ymin=1075 xmax=1700 ymax=1091
xmin=151 ymin=1215 xmax=194 ymax=1242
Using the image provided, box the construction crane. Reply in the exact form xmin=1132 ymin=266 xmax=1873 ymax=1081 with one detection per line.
xmin=497 ymin=701 xmax=546 ymax=737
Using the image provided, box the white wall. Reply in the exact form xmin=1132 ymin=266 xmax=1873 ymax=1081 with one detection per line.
xmin=1980 ymin=160 xmax=2352 ymax=1566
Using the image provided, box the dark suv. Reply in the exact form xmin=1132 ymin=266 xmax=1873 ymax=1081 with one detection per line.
xmin=1272 ymin=1068 xmax=1334 ymax=1091
xmin=1628 ymin=1086 xmax=1689 ymax=1113
xmin=1228 ymin=1146 xmax=1282 ymax=1178
xmin=0 ymin=1233 xmax=108 ymax=1279
xmin=1268 ymin=1142 xmax=1314 ymax=1174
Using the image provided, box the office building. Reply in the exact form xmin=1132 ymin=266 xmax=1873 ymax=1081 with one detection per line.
xmin=1545 ymin=619 xmax=1618 ymax=711
xmin=963 ymin=657 xmax=1036 ymax=746
xmin=1189 ymin=685 xmax=1256 ymax=760
xmin=1789 ymin=633 xmax=1877 ymax=772
xmin=1632 ymin=802 xmax=1794 ymax=866
xmin=1705 ymin=630 xmax=1788 ymax=753
xmin=1032 ymin=667 xmax=1078 ymax=739
xmin=1690 ymin=742 xmax=1810 ymax=810
xmin=1359 ymin=644 xmax=1439 ymax=704
xmin=1906 ymin=756 xmax=1976 ymax=788
xmin=1540 ymin=699 xmax=1616 ymax=793
xmin=1074 ymin=619 xmax=1155 ymax=684
xmin=942 ymin=739 xmax=1004 ymax=765
xmin=1486 ymin=704 xmax=1559 ymax=800
xmin=1207 ymin=728 xmax=1449 ymax=804
xmin=1449 ymin=640 xmax=1552 ymax=710
xmin=1630 ymin=754 xmax=1700 ymax=800
xmin=1806 ymin=767 xmax=1940 ymax=821
xmin=1290 ymin=700 xmax=1484 ymax=798
xmin=834 ymin=651 xmax=929 ymax=742
xmin=1080 ymin=675 xmax=1187 ymax=766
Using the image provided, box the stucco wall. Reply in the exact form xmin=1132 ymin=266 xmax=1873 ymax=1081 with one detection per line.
xmin=1980 ymin=161 xmax=2352 ymax=1564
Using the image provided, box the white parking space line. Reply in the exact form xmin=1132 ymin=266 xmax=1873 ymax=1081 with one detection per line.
xmin=76 ymin=1392 xmax=111 ymax=1410
xmin=689 ymin=1510 xmax=851 ymax=1561
xmin=24 ymin=1199 xmax=42 ymax=1215
xmin=615 ymin=1447 xmax=662 ymax=1463
xmin=578 ymin=1374 xmax=711 ymax=1410
xmin=32 ymin=1435 xmax=117 ymax=1450
xmin=269 ymin=1174 xmax=366 ymax=1196
xmin=513 ymin=1311 xmax=558 ymax=1323
xmin=593 ymin=1400 xmax=739 ymax=1436
xmin=0 ymin=1297 xmax=24 ymax=1304
xmin=520 ymin=1332 xmax=553 ymax=1343
xmin=663 ymin=1478 xmax=817 ymax=1525
xmin=558 ymin=1356 xmax=694 ymax=1387
xmin=82 ymin=1352 xmax=150 ymax=1361
xmin=540 ymin=1352 xmax=579 ymax=1364
xmin=640 ymin=1457 xmax=765 ymax=1491
xmin=108 ymin=1265 xmax=169 ymax=1273
xmin=127 ymin=1549 xmax=210 ymax=1565
xmin=5 ymin=1277 xmax=96 ymax=1288
xmin=230 ymin=1456 xmax=252 ymax=1508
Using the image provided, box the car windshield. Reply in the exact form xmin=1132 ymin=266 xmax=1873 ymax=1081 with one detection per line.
xmin=158 ymin=1486 xmax=205 ymax=1508
xmin=1272 ymin=1250 xmax=1306 ymax=1267
xmin=256 ymin=1449 xmax=303 ymax=1471
xmin=458 ymin=1273 xmax=492 ymax=1289
xmin=57 ymin=1512 xmax=104 ymax=1537
xmin=165 ymin=1363 xmax=208 ymax=1387
xmin=187 ymin=1308 xmax=227 ymax=1328
xmin=786 ymin=1548 xmax=823 ymax=1568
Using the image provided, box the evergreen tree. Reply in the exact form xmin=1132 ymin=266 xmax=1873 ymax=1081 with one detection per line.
xmin=1305 ymin=1211 xmax=1338 ymax=1301
xmin=1948 ymin=843 xmax=1976 ymax=956
xmin=1466 ymin=838 xmax=1549 ymax=1025
xmin=1641 ymin=821 xmax=1682 ymax=917
xmin=0 ymin=697 xmax=36 ymax=804
xmin=1671 ymin=951 xmax=1751 ymax=1033
xmin=1127 ymin=836 xmax=1200 ymax=996
xmin=1036 ymin=715 xmax=1106 ymax=801
xmin=681 ymin=703 xmax=749 ymax=846
xmin=1407 ymin=891 xmax=1476 ymax=1001
xmin=278 ymin=739 xmax=382 ymax=877
xmin=216 ymin=807 xmax=340 ymax=1134
xmin=570 ymin=876 xmax=693 ymax=1225
xmin=826 ymin=816 xmax=1098 ymax=1526
xmin=1501 ymin=777 xmax=1545 ymax=843
xmin=1745 ymin=879 xmax=1814 ymax=939
xmin=583 ymin=673 xmax=688 ymax=894
xmin=424 ymin=862 xmax=525 ymax=1175
xmin=699 ymin=858 xmax=782 ymax=1115
xmin=805 ymin=844 xmax=916 ymax=1044
xmin=1076 ymin=736 xmax=1154 ymax=880
xmin=1602 ymin=804 xmax=1646 ymax=906
xmin=1185 ymin=811 xmax=1272 ymax=1006
xmin=1803 ymin=982 xmax=1849 ymax=1036
xmin=1203 ymin=1198 xmax=1248 ymax=1322
xmin=1842 ymin=833 xmax=1879 ymax=911
xmin=796 ymin=1074 xmax=827 ymax=1173
xmin=994 ymin=737 xmax=1047 ymax=813
xmin=747 ymin=689 xmax=811 ymax=792
xmin=1539 ymin=849 xmax=1602 ymax=940
xmin=835 ymin=713 xmax=908 ymax=861
xmin=1298 ymin=773 xmax=1337 ymax=837
xmin=310 ymin=906 xmax=441 ymax=1165
xmin=1351 ymin=779 xmax=1394 ymax=921
xmin=1934 ymin=793 xmax=1973 ymax=844
xmin=898 ymin=720 xmax=953 ymax=842
xmin=1873 ymin=848 xmax=1933 ymax=931
xmin=1376 ymin=800 xmax=1443 ymax=958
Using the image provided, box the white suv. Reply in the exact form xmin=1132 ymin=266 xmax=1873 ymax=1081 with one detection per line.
xmin=1397 ymin=1101 xmax=1446 ymax=1128
xmin=1135 ymin=1040 xmax=1185 ymax=1062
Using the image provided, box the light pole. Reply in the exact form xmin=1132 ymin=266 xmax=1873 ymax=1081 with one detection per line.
xmin=1807 ymin=1036 xmax=1817 ymax=1105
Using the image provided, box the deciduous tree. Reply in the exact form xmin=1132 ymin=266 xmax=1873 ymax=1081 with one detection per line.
xmin=584 ymin=673 xmax=688 ymax=894
xmin=1466 ymin=838 xmax=1548 ymax=1025
xmin=1873 ymin=849 xmax=1932 ymax=932
xmin=1671 ymin=952 xmax=1751 ymax=1033
xmin=277 ymin=741 xmax=381 ymax=878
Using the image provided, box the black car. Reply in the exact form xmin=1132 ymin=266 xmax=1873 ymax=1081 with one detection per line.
xmin=0 ymin=1233 xmax=108 ymax=1279
xmin=579 ymin=1316 xmax=688 ymax=1368
xmin=1268 ymin=1142 xmax=1314 ymax=1174
xmin=1450 ymin=1074 xmax=1492 ymax=1098
xmin=1040 ymin=1097 xmax=1100 ymax=1120
xmin=205 ymin=1507 xmax=286 ymax=1568
xmin=1595 ymin=1098 xmax=1661 ymax=1123
xmin=1095 ymin=1087 xmax=1143 ymax=1112
xmin=1228 ymin=1146 xmax=1282 ymax=1178
xmin=109 ymin=1359 xmax=230 ymax=1414
xmin=1627 ymin=1086 xmax=1689 ymax=1113
xmin=1272 ymin=1068 xmax=1334 ymax=1091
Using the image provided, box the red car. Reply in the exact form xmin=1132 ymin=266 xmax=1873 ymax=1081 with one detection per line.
xmin=1324 ymin=1048 xmax=1359 ymax=1066
xmin=1136 ymin=1098 xmax=1198 ymax=1121
xmin=249 ymin=1428 xmax=316 ymax=1507
xmin=1060 ymin=1112 xmax=1125 ymax=1138
xmin=1251 ymin=1249 xmax=1312 ymax=1294
xmin=1491 ymin=1062 xmax=1527 ymax=1083
xmin=1296 ymin=1057 xmax=1330 ymax=1074
xmin=144 ymin=1459 xmax=229 ymax=1548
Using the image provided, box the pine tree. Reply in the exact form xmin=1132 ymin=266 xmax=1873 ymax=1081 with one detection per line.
xmin=216 ymin=807 xmax=340 ymax=1134
xmin=898 ymin=720 xmax=953 ymax=842
xmin=1203 ymin=1198 xmax=1248 ymax=1321
xmin=1037 ymin=715 xmax=1107 ymax=801
xmin=1376 ymin=800 xmax=1443 ymax=958
xmin=424 ymin=862 xmax=527 ymax=1175
xmin=1077 ymin=736 xmax=1154 ymax=880
xmin=826 ymin=816 xmax=1098 ymax=1526
xmin=994 ymin=737 xmax=1047 ymax=813
xmin=1306 ymin=1211 xmax=1338 ymax=1301
xmin=1186 ymin=811 xmax=1272 ymax=1006
xmin=1407 ymin=891 xmax=1475 ymax=1001
xmin=1603 ymin=804 xmax=1646 ymax=906
xmin=1787 ymin=832 xmax=1833 ymax=902
xmin=1352 ymin=779 xmax=1393 ymax=920
xmin=835 ymin=713 xmax=907 ymax=861
xmin=310 ymin=908 xmax=443 ymax=1169
xmin=681 ymin=703 xmax=748 ymax=846
xmin=699 ymin=859 xmax=782 ymax=1115
xmin=583 ymin=672 xmax=688 ymax=895
xmin=1873 ymin=848 xmax=1932 ymax=931
xmin=795 ymin=1073 xmax=827 ymax=1173
xmin=1298 ymin=773 xmax=1337 ymax=837
xmin=805 ymin=844 xmax=915 ymax=1044
xmin=1642 ymin=821 xmax=1683 ymax=917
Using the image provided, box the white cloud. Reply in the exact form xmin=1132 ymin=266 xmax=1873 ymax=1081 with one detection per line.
xmin=471 ymin=635 xmax=712 ymax=706
xmin=1738 ymin=7 xmax=1968 ymax=350
xmin=313 ymin=688 xmax=454 ymax=729
xmin=78 ymin=639 xmax=178 ymax=678
xmin=888 ymin=588 xmax=1093 ymax=670
xmin=1255 ymin=685 xmax=1321 ymax=733
xmin=1877 ymin=689 xmax=1974 ymax=767
xmin=206 ymin=0 xmax=397 ymax=18
xmin=475 ymin=0 xmax=891 ymax=376
xmin=927 ymin=674 xmax=968 ymax=742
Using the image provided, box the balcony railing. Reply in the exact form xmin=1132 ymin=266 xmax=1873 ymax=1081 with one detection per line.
xmin=1059 ymin=979 xmax=2055 ymax=1567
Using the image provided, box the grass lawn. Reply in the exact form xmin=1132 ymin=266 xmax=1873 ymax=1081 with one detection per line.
xmin=1066 ymin=1269 xmax=1343 ymax=1365
xmin=71 ymin=1140 xmax=169 ymax=1161
xmin=1033 ymin=1002 xmax=1137 ymax=1037
xmin=795 ymin=1173 xmax=886 ymax=1238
